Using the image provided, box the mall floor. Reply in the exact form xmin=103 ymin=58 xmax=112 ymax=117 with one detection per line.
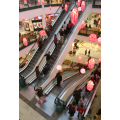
xmin=19 ymin=40 xmax=101 ymax=120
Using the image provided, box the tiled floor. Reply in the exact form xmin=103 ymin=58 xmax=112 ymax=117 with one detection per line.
xmin=19 ymin=98 xmax=47 ymax=120
xmin=63 ymin=41 xmax=101 ymax=68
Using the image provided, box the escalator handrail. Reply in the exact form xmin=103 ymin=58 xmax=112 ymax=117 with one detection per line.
xmin=65 ymin=65 xmax=98 ymax=106
xmin=42 ymin=17 xmax=75 ymax=91
xmin=19 ymin=5 xmax=62 ymax=73
xmin=45 ymin=5 xmax=62 ymax=30
xmin=65 ymin=76 xmax=91 ymax=106
xmin=83 ymin=79 xmax=101 ymax=117
xmin=40 ymin=3 xmax=89 ymax=90
xmin=19 ymin=41 xmax=37 ymax=68
xmin=25 ymin=32 xmax=61 ymax=81
xmin=40 ymin=14 xmax=72 ymax=90
xmin=54 ymin=72 xmax=79 ymax=104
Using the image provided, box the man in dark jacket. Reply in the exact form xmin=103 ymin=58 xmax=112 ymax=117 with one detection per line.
xmin=44 ymin=52 xmax=55 ymax=63
xmin=73 ymin=90 xmax=81 ymax=104
xmin=59 ymin=28 xmax=65 ymax=43
xmin=38 ymin=37 xmax=43 ymax=50
xmin=49 ymin=24 xmax=52 ymax=36
xmin=35 ymin=66 xmax=39 ymax=78
xmin=55 ymin=72 xmax=62 ymax=86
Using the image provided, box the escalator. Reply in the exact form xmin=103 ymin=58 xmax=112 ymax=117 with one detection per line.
xmin=54 ymin=64 xmax=97 ymax=105
xmin=39 ymin=1 xmax=93 ymax=91
xmin=47 ymin=70 xmax=79 ymax=96
xmin=19 ymin=4 xmax=75 ymax=82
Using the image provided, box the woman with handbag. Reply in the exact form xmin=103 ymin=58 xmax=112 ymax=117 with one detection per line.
xmin=34 ymin=88 xmax=46 ymax=104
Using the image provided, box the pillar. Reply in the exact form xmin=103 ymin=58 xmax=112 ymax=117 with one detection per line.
xmin=28 ymin=19 xmax=34 ymax=31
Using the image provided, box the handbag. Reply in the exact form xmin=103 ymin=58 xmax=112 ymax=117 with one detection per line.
xmin=60 ymin=81 xmax=63 ymax=86
xmin=36 ymin=95 xmax=39 ymax=101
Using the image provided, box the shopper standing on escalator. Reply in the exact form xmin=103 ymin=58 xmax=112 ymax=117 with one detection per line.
xmin=67 ymin=20 xmax=73 ymax=33
xmin=77 ymin=104 xmax=87 ymax=119
xmin=68 ymin=102 xmax=76 ymax=118
xmin=55 ymin=72 xmax=62 ymax=86
xmin=61 ymin=1 xmax=65 ymax=10
xmin=35 ymin=66 xmax=39 ymax=78
xmin=73 ymin=89 xmax=81 ymax=104
xmin=38 ymin=36 xmax=44 ymax=50
xmin=48 ymin=24 xmax=52 ymax=36
xmin=44 ymin=51 xmax=55 ymax=64
xmin=59 ymin=28 xmax=65 ymax=44
xmin=54 ymin=34 xmax=58 ymax=47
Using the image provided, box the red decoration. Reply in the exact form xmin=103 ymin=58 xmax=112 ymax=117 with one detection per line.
xmin=49 ymin=15 xmax=51 ymax=20
xmin=85 ymin=61 xmax=88 ymax=65
xmin=98 ymin=59 xmax=101 ymax=63
xmin=88 ymin=34 xmax=97 ymax=43
xmin=97 ymin=37 xmax=101 ymax=46
xmin=80 ymin=68 xmax=86 ymax=74
xmin=30 ymin=24 xmax=32 ymax=28
xmin=78 ymin=25 xmax=81 ymax=30
xmin=23 ymin=38 xmax=28 ymax=46
xmin=49 ymin=6 xmax=51 ymax=10
xmin=42 ymin=0 xmax=44 ymax=5
xmin=78 ymin=56 xmax=81 ymax=62
xmin=65 ymin=4 xmax=68 ymax=11
xmin=46 ymin=18 xmax=48 ymax=22
xmin=88 ymin=58 xmax=95 ymax=69
xmin=41 ymin=25 xmax=43 ymax=28
xmin=77 ymin=0 xmax=81 ymax=7
xmin=98 ymin=42 xmax=101 ymax=46
xmin=81 ymin=21 xmax=85 ymax=28
xmin=84 ymin=55 xmax=87 ymax=59
xmin=24 ymin=0 xmax=27 ymax=2
xmin=81 ymin=1 xmax=85 ymax=11
xmin=38 ymin=0 xmax=40 ymax=4
xmin=39 ymin=30 xmax=46 ymax=36
xmin=56 ymin=65 xmax=62 ymax=70
xmin=78 ymin=7 xmax=81 ymax=11
xmin=87 ymin=80 xmax=94 ymax=91
xmin=22 ymin=17 xmax=25 ymax=21
xmin=71 ymin=8 xmax=78 ymax=25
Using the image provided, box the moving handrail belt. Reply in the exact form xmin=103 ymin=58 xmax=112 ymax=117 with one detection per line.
xmin=19 ymin=5 xmax=62 ymax=74
xmin=23 ymin=4 xmax=74 ymax=80
xmin=58 ymin=65 xmax=97 ymax=103
xmin=39 ymin=2 xmax=92 ymax=90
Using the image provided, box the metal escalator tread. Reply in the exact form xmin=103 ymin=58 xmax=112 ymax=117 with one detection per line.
xmin=28 ymin=65 xmax=33 ymax=69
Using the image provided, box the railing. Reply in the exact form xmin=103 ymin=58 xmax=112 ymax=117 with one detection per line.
xmin=19 ymin=41 xmax=37 ymax=67
xmin=29 ymin=11 xmax=71 ymax=84
xmin=39 ymin=1 xmax=92 ymax=91
xmin=38 ymin=7 xmax=75 ymax=88
xmin=19 ymin=0 xmax=62 ymax=12
xmin=92 ymin=4 xmax=101 ymax=8
xmin=19 ymin=37 xmax=37 ymax=51
xmin=78 ymin=28 xmax=101 ymax=37
xmin=19 ymin=5 xmax=62 ymax=74
xmin=84 ymin=79 xmax=101 ymax=118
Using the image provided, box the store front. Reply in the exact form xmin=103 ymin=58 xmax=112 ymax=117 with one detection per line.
xmin=45 ymin=13 xmax=58 ymax=26
xmin=79 ymin=13 xmax=101 ymax=37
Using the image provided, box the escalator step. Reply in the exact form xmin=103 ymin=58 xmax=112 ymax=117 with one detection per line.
xmin=28 ymin=65 xmax=33 ymax=69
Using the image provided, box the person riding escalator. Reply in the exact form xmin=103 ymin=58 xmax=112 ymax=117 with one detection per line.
xmin=55 ymin=72 xmax=62 ymax=86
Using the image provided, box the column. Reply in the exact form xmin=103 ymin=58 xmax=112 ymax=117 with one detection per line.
xmin=28 ymin=19 xmax=34 ymax=31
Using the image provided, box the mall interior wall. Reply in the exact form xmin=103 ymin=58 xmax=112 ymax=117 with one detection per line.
xmin=19 ymin=6 xmax=60 ymax=21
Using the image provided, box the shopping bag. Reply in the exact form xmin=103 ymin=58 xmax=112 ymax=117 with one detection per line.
xmin=60 ymin=81 xmax=63 ymax=86
xmin=36 ymin=95 xmax=39 ymax=101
